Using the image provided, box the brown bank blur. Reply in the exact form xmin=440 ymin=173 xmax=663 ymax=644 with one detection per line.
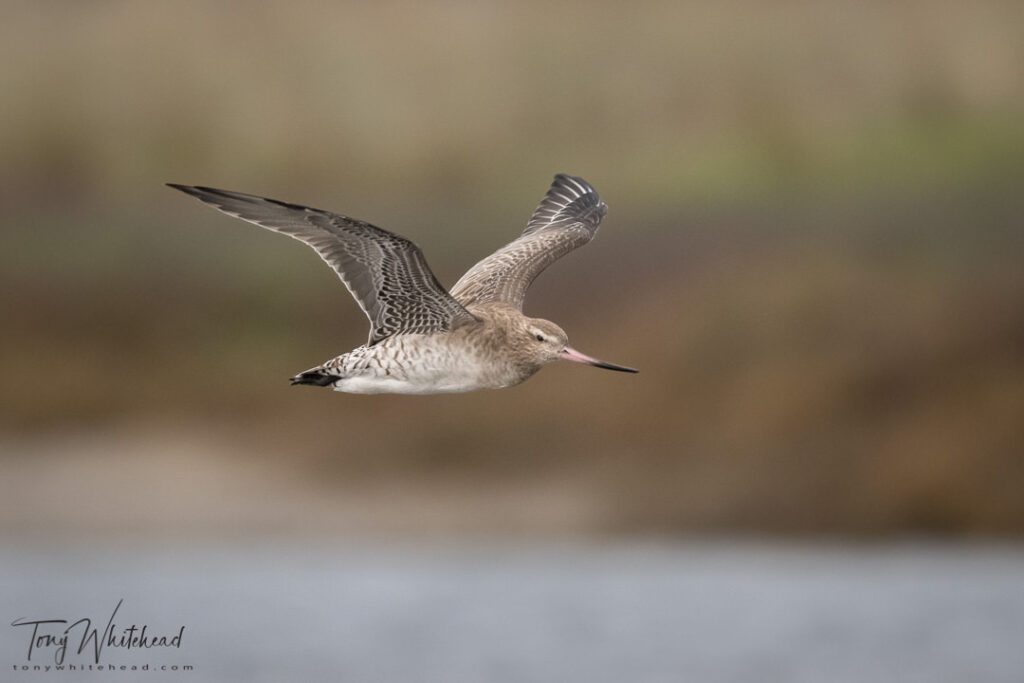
xmin=1 ymin=1 xmax=1022 ymax=540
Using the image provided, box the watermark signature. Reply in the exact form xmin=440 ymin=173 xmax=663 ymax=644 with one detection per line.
xmin=10 ymin=600 xmax=185 ymax=667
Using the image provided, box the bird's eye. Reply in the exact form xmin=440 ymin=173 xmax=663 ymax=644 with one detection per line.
xmin=535 ymin=334 xmax=545 ymax=342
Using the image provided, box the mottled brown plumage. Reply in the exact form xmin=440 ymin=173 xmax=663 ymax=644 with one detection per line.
xmin=169 ymin=174 xmax=637 ymax=394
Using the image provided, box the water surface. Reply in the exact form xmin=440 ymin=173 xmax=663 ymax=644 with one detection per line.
xmin=3 ymin=541 xmax=1023 ymax=682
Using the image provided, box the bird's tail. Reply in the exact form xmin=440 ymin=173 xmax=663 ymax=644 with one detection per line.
xmin=289 ymin=367 xmax=341 ymax=387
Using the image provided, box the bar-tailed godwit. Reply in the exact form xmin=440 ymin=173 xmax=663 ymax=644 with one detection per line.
xmin=168 ymin=174 xmax=637 ymax=394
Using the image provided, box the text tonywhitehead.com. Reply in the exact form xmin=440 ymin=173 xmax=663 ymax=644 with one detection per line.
xmin=12 ymin=663 xmax=194 ymax=672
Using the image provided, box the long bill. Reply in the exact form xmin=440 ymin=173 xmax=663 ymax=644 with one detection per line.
xmin=561 ymin=346 xmax=638 ymax=373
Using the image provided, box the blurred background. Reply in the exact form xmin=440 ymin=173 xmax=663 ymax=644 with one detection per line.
xmin=2 ymin=2 xmax=1023 ymax=681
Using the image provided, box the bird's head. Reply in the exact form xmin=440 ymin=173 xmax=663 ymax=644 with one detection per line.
xmin=523 ymin=318 xmax=638 ymax=373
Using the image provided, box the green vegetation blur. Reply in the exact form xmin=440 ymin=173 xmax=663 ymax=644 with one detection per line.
xmin=2 ymin=1 xmax=1023 ymax=535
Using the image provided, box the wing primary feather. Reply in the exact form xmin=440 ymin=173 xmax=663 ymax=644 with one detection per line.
xmin=449 ymin=174 xmax=607 ymax=310
xmin=167 ymin=183 xmax=475 ymax=343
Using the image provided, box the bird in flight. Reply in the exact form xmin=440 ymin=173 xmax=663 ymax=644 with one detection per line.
xmin=168 ymin=174 xmax=637 ymax=394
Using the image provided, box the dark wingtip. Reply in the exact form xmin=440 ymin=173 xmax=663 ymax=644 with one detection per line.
xmin=167 ymin=184 xmax=286 ymax=208
xmin=166 ymin=182 xmax=203 ymax=198
xmin=551 ymin=173 xmax=592 ymax=190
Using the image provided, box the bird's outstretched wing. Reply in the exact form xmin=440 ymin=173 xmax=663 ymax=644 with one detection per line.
xmin=449 ymin=174 xmax=606 ymax=310
xmin=168 ymin=184 xmax=476 ymax=345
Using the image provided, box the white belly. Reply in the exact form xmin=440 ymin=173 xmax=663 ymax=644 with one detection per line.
xmin=333 ymin=374 xmax=483 ymax=395
xmin=322 ymin=335 xmax=525 ymax=395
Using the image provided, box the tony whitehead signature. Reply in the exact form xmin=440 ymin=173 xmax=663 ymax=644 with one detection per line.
xmin=10 ymin=600 xmax=184 ymax=665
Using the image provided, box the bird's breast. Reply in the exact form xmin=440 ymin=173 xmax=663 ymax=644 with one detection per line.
xmin=330 ymin=333 xmax=525 ymax=394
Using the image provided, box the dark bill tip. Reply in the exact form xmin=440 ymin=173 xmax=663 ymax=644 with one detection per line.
xmin=561 ymin=346 xmax=638 ymax=374
xmin=589 ymin=359 xmax=639 ymax=373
